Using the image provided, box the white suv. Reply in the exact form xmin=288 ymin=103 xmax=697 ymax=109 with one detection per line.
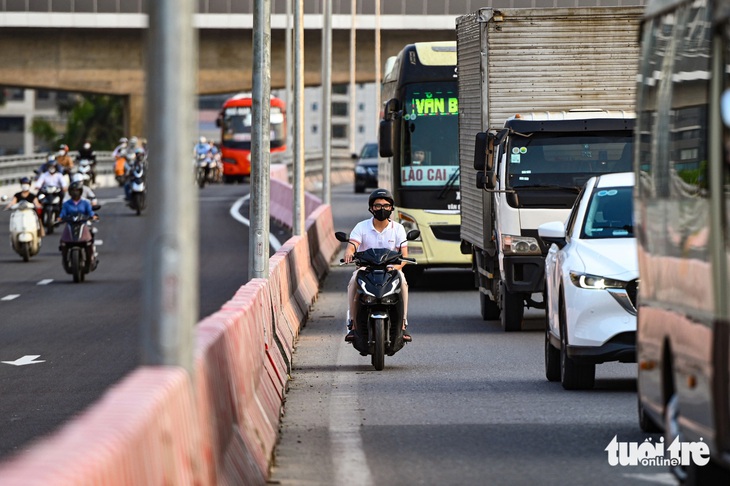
xmin=538 ymin=172 xmax=638 ymax=390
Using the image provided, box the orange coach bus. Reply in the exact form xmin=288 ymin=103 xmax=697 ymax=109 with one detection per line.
xmin=216 ymin=93 xmax=287 ymax=183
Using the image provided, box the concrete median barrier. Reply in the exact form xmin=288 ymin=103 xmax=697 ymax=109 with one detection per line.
xmin=0 ymin=168 xmax=341 ymax=484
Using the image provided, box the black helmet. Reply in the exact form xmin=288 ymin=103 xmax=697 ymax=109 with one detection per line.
xmin=368 ymin=188 xmax=394 ymax=208
xmin=69 ymin=181 xmax=84 ymax=199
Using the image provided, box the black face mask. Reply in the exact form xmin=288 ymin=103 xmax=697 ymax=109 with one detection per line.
xmin=371 ymin=208 xmax=392 ymax=221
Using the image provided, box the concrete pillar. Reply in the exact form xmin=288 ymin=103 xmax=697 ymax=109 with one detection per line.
xmin=125 ymin=92 xmax=146 ymax=137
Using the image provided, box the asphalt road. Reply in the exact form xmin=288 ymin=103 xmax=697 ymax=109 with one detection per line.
xmin=0 ymin=182 xmax=290 ymax=458
xmin=270 ymin=185 xmax=676 ymax=486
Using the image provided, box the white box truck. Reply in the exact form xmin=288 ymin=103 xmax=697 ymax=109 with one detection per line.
xmin=456 ymin=7 xmax=643 ymax=331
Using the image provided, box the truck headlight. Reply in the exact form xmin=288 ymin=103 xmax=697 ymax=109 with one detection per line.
xmin=398 ymin=212 xmax=421 ymax=240
xmin=569 ymin=272 xmax=627 ymax=290
xmin=501 ymin=234 xmax=541 ymax=255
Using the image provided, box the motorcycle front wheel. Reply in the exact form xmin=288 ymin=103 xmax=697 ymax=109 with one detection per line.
xmin=44 ymin=208 xmax=55 ymax=235
xmin=132 ymin=192 xmax=144 ymax=216
xmin=20 ymin=242 xmax=30 ymax=262
xmin=371 ymin=318 xmax=385 ymax=371
xmin=70 ymin=249 xmax=84 ymax=283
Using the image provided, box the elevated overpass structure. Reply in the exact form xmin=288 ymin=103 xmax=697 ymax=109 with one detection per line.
xmin=0 ymin=1 xmax=465 ymax=135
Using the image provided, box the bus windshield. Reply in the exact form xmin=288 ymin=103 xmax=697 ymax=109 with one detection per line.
xmin=221 ymin=106 xmax=285 ymax=150
xmin=506 ymin=132 xmax=633 ymax=189
xmin=400 ymin=82 xmax=459 ymax=188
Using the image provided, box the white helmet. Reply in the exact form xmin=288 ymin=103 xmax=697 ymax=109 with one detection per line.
xmin=199 ymin=136 xmax=207 ymax=144
xmin=71 ymin=173 xmax=86 ymax=184
xmin=119 ymin=137 xmax=128 ymax=144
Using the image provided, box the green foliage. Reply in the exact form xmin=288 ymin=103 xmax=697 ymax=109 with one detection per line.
xmin=30 ymin=118 xmax=58 ymax=148
xmin=60 ymin=94 xmax=125 ymax=151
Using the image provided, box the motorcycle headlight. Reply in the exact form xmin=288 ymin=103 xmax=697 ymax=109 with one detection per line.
xmin=502 ymin=234 xmax=541 ymax=255
xmin=569 ymin=272 xmax=627 ymax=290
xmin=381 ymin=294 xmax=399 ymax=304
xmin=398 ymin=212 xmax=421 ymax=240
xmin=360 ymin=294 xmax=377 ymax=305
xmin=358 ymin=279 xmax=375 ymax=297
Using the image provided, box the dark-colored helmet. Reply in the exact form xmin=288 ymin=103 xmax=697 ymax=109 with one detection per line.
xmin=20 ymin=177 xmax=31 ymax=185
xmin=69 ymin=181 xmax=84 ymax=199
xmin=368 ymin=188 xmax=394 ymax=208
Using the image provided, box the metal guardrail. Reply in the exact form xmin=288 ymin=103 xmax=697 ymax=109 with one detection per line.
xmin=0 ymin=149 xmax=355 ymax=187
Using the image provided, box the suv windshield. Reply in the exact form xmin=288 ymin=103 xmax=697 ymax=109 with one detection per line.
xmin=360 ymin=143 xmax=378 ymax=159
xmin=580 ymin=186 xmax=634 ymax=239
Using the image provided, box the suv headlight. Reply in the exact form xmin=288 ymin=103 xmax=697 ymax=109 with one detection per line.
xmin=502 ymin=234 xmax=541 ymax=255
xmin=355 ymin=165 xmax=367 ymax=174
xmin=398 ymin=212 xmax=421 ymax=240
xmin=569 ymin=272 xmax=627 ymax=290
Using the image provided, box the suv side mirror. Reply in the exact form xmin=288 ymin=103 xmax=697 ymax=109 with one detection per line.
xmin=537 ymin=221 xmax=567 ymax=249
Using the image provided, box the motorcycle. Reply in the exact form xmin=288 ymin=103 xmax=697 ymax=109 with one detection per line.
xmin=335 ymin=229 xmax=419 ymax=371
xmin=77 ymin=158 xmax=95 ymax=185
xmin=195 ymin=153 xmax=212 ymax=188
xmin=5 ymin=200 xmax=42 ymax=262
xmin=58 ymin=213 xmax=99 ymax=283
xmin=37 ymin=185 xmax=62 ymax=235
xmin=114 ymin=154 xmax=128 ymax=186
xmin=128 ymin=161 xmax=146 ymax=216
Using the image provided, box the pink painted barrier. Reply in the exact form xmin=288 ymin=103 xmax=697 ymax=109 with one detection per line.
xmin=0 ymin=166 xmax=343 ymax=484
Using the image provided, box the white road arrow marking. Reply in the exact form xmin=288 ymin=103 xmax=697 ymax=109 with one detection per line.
xmin=2 ymin=355 xmax=45 ymax=366
xmin=1 ymin=295 xmax=20 ymax=301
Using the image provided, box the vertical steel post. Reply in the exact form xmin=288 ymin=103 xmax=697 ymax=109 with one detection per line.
xmin=143 ymin=0 xmax=197 ymax=372
xmin=321 ymin=0 xmax=332 ymax=205
xmin=293 ymin=0 xmax=305 ymax=235
xmin=374 ymin=0 xmax=381 ymax=128
xmin=285 ymin=0 xmax=292 ymax=154
xmin=349 ymin=0 xmax=357 ymax=156
xmin=250 ymin=0 xmax=271 ymax=280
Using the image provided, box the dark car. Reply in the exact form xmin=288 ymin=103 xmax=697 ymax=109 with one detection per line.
xmin=354 ymin=142 xmax=379 ymax=193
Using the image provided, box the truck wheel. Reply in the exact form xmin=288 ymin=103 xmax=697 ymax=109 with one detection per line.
xmin=500 ymin=285 xmax=524 ymax=332
xmin=479 ymin=292 xmax=500 ymax=321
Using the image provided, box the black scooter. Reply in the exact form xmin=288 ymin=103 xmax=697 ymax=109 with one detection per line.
xmin=58 ymin=210 xmax=100 ymax=283
xmin=335 ymin=229 xmax=419 ymax=371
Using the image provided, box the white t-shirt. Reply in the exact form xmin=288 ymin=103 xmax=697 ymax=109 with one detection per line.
xmin=350 ymin=218 xmax=407 ymax=252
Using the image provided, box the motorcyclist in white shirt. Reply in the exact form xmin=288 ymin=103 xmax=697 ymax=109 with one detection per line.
xmin=35 ymin=162 xmax=68 ymax=197
xmin=342 ymin=188 xmax=412 ymax=342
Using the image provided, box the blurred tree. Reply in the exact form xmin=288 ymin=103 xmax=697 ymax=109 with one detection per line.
xmin=61 ymin=94 xmax=124 ymax=151
xmin=31 ymin=93 xmax=124 ymax=152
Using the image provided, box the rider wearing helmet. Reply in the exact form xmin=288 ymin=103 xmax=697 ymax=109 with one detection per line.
xmin=6 ymin=177 xmax=44 ymax=237
xmin=113 ymin=137 xmax=128 ymax=159
xmin=342 ymin=188 xmax=412 ymax=342
xmin=56 ymin=144 xmax=74 ymax=174
xmin=63 ymin=173 xmax=97 ymax=206
xmin=35 ymin=160 xmax=68 ymax=196
xmin=59 ymin=181 xmax=97 ymax=221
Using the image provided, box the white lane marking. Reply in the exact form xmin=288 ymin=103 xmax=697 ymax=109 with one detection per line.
xmin=329 ymin=344 xmax=373 ymax=486
xmin=621 ymin=473 xmax=677 ymax=484
xmin=1 ymin=295 xmax=20 ymax=301
xmin=37 ymin=279 xmax=53 ymax=286
xmin=230 ymin=195 xmax=282 ymax=251
xmin=95 ymin=239 xmax=103 ymax=246
xmin=2 ymin=355 xmax=45 ymax=366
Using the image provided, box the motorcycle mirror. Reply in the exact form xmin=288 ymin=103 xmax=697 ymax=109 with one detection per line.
xmin=335 ymin=231 xmax=349 ymax=243
xmin=406 ymin=229 xmax=420 ymax=241
xmin=0 ymin=195 xmax=7 ymax=202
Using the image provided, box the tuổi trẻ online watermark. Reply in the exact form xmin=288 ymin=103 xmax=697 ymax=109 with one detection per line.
xmin=605 ymin=435 xmax=710 ymax=467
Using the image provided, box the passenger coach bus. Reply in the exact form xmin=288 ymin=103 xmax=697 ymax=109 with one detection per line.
xmin=216 ymin=94 xmax=287 ymax=183
xmin=635 ymin=0 xmax=730 ymax=482
xmin=379 ymin=41 xmax=471 ymax=282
